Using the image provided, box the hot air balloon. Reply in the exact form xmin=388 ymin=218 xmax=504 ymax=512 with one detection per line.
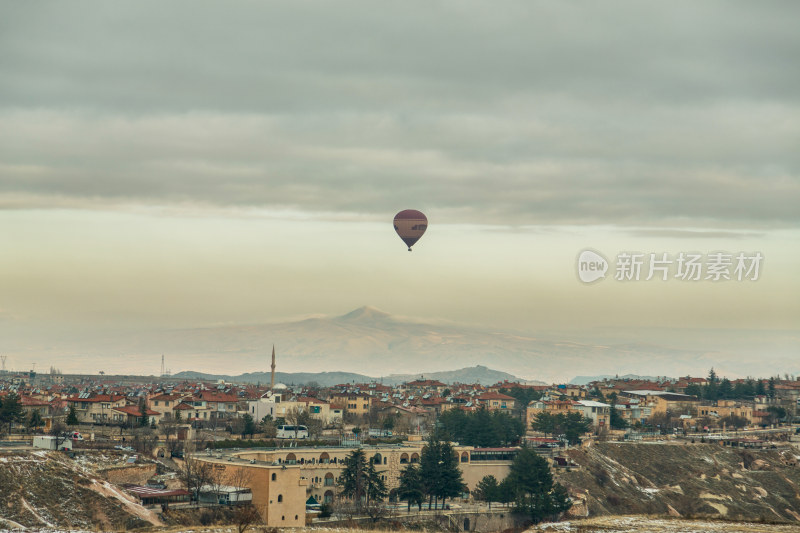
xmin=393 ymin=209 xmax=427 ymax=251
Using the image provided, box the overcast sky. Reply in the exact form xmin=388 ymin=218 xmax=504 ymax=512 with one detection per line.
xmin=1 ymin=1 xmax=798 ymax=375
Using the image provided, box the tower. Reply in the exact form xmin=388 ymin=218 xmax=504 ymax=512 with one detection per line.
xmin=270 ymin=345 xmax=276 ymax=393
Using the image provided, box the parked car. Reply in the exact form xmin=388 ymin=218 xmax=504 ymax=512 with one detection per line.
xmin=171 ymin=450 xmax=185 ymax=459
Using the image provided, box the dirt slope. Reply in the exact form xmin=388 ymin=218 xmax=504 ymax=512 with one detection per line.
xmin=557 ymin=442 xmax=800 ymax=523
xmin=0 ymin=451 xmax=156 ymax=530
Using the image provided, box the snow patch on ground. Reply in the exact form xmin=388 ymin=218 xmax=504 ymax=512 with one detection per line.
xmin=20 ymin=497 xmax=55 ymax=528
xmin=87 ymin=480 xmax=163 ymax=526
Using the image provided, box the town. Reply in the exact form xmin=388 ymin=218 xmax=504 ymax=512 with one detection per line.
xmin=1 ymin=359 xmax=799 ymax=531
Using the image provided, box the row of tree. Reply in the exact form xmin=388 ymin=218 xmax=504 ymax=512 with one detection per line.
xmin=437 ymin=407 xmax=525 ymax=447
xmin=529 ymin=411 xmax=592 ymax=444
xmin=337 ymin=431 xmax=571 ymax=524
xmin=473 ymin=448 xmax=571 ymax=523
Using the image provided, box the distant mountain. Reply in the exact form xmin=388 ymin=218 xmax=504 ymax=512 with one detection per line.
xmin=170 ymin=365 xmax=523 ymax=387
xmin=385 ymin=365 xmax=523 ymax=386
xmin=569 ymin=374 xmax=674 ymax=386
xmin=171 ymin=370 xmax=371 ymax=387
xmin=33 ymin=306 xmax=800 ymax=381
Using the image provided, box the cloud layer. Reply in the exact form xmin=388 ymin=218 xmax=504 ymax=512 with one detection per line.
xmin=1 ymin=1 xmax=798 ymax=228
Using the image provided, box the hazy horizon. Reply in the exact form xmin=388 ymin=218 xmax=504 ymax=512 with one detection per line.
xmin=1 ymin=2 xmax=798 ymax=379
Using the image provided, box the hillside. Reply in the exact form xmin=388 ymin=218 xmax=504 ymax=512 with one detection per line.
xmin=0 ymin=450 xmax=159 ymax=530
xmin=557 ymin=442 xmax=800 ymax=523
xmin=171 ymin=364 xmax=522 ymax=386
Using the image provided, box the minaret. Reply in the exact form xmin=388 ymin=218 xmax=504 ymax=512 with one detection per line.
xmin=270 ymin=345 xmax=276 ymax=393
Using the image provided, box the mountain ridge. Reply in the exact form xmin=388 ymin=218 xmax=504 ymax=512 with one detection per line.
xmin=170 ymin=364 xmax=528 ymax=386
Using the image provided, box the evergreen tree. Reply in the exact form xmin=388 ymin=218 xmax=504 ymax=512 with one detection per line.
xmin=718 ymin=378 xmax=733 ymax=399
xmin=419 ymin=434 xmax=443 ymax=509
xmin=557 ymin=412 xmax=592 ymax=445
xmin=0 ymin=393 xmax=24 ymax=434
xmin=608 ymin=394 xmax=628 ymax=430
xmin=397 ymin=464 xmax=424 ymax=511
xmin=337 ymin=448 xmax=369 ymax=503
xmin=66 ymin=405 xmax=79 ymax=426
xmin=768 ymin=377 xmax=776 ymax=399
xmin=420 ymin=432 xmax=465 ymax=509
xmin=438 ymin=407 xmax=523 ymax=447
xmin=241 ymin=413 xmax=256 ymax=438
xmin=755 ymin=380 xmax=766 ymax=396
xmin=337 ymin=448 xmax=387 ymax=508
xmin=138 ymin=398 xmax=148 ymax=427
xmin=684 ymin=384 xmax=703 ymax=398
xmin=365 ymin=461 xmax=388 ymax=503
xmin=505 ymin=447 xmax=571 ymax=523
xmin=28 ymin=409 xmax=44 ymax=430
xmin=531 ymin=412 xmax=556 ymax=437
xmin=475 ymin=475 xmax=500 ymax=510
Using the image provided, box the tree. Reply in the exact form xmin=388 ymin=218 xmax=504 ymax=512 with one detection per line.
xmin=555 ymin=412 xmax=592 ymax=445
xmin=439 ymin=407 xmax=524 ymax=447
xmin=397 ymin=464 xmax=424 ymax=511
xmin=232 ymin=505 xmax=261 ymax=533
xmin=260 ymin=416 xmax=277 ymax=438
xmin=768 ymin=377 xmax=776 ymax=399
xmin=718 ymin=378 xmax=733 ymax=399
xmin=47 ymin=421 xmax=70 ymax=448
xmin=240 ymin=413 xmax=256 ymax=438
xmin=720 ymin=414 xmax=748 ymax=430
xmin=297 ymin=409 xmax=323 ymax=439
xmin=766 ymin=406 xmax=787 ymax=425
xmin=28 ymin=409 xmax=44 ymax=431
xmin=420 ymin=432 xmax=464 ymax=509
xmin=138 ymin=398 xmax=149 ymax=427
xmin=505 ymin=447 xmax=571 ymax=523
xmin=222 ymin=467 xmax=259 ymax=533
xmin=607 ymin=394 xmax=628 ymax=430
xmin=180 ymin=454 xmax=214 ymax=502
xmin=475 ymin=475 xmax=500 ymax=510
xmin=337 ymin=448 xmax=386 ymax=510
xmin=531 ymin=412 xmax=556 ymax=437
xmin=0 ymin=393 xmax=25 ymax=434
xmin=160 ymin=416 xmax=179 ymax=451
xmin=500 ymin=387 xmax=542 ymax=422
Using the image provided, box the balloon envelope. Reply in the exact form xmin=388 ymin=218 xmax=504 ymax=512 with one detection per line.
xmin=393 ymin=209 xmax=427 ymax=251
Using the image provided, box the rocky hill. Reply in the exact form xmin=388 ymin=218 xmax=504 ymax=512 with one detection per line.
xmin=0 ymin=450 xmax=160 ymax=530
xmin=557 ymin=441 xmax=800 ymax=523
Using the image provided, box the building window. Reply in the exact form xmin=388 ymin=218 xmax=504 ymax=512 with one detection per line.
xmin=278 ymin=495 xmax=283 ymax=502
xmin=272 ymin=473 xmax=277 ymax=481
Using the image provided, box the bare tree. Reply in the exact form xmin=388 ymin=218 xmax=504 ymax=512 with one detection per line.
xmin=284 ymin=407 xmax=303 ymax=438
xmin=233 ymin=504 xmax=262 ymax=533
xmin=159 ymin=416 xmax=179 ymax=452
xmin=179 ymin=455 xmax=215 ymax=503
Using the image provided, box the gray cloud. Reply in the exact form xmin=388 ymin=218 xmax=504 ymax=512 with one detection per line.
xmin=1 ymin=1 xmax=798 ymax=228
